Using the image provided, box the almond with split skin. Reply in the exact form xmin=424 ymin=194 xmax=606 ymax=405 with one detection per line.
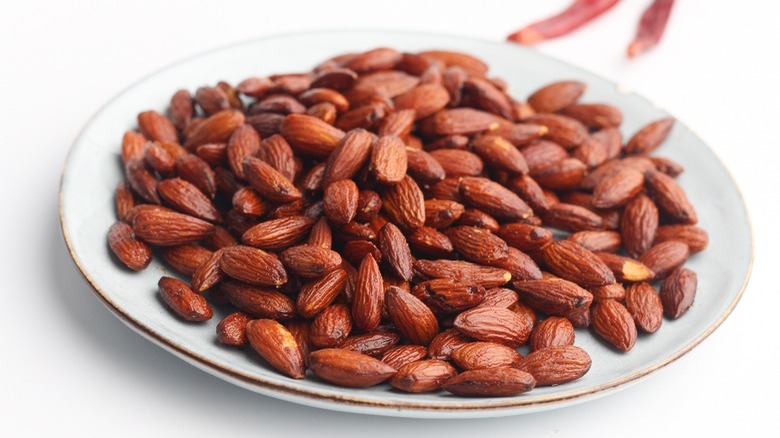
xmin=246 ymin=319 xmax=306 ymax=379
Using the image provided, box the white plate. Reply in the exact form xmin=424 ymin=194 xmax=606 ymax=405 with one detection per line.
xmin=59 ymin=30 xmax=753 ymax=418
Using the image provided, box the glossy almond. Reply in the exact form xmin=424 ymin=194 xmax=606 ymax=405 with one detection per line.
xmin=529 ymin=317 xmax=575 ymax=351
xmin=446 ymin=226 xmax=509 ymax=264
xmin=495 ymin=223 xmax=553 ymax=253
xmin=174 ymin=154 xmax=217 ymax=199
xmin=242 ymin=156 xmax=301 ymax=203
xmin=625 ymin=117 xmax=675 ymax=155
xmin=639 ymin=241 xmax=690 ymax=280
xmin=453 ymin=306 xmax=532 ymax=348
xmin=661 ymin=267 xmax=697 ymax=318
xmin=296 ymin=269 xmax=347 ymax=318
xmin=323 ymin=179 xmax=359 ymax=225
xmin=380 ymin=175 xmax=426 ymax=230
xmin=414 ymin=259 xmax=511 ymax=288
xmin=452 ymin=342 xmax=523 ymax=370
xmin=472 ymin=135 xmax=529 ymax=174
xmin=459 ymin=177 xmax=533 ymax=221
xmin=242 ymin=215 xmax=316 ymax=250
xmin=541 ymin=203 xmax=603 ymax=232
xmin=443 ymin=367 xmax=535 ymax=397
xmin=524 ymin=113 xmax=587 ymax=149
xmin=518 ymin=345 xmax=591 ymax=386
xmin=279 ymin=245 xmax=342 ymax=279
xmin=190 ymin=248 xmax=225 ymax=292
xmin=132 ymin=207 xmax=214 ymax=246
xmin=559 ymin=103 xmax=623 ymax=129
xmin=216 ymin=312 xmax=251 ymax=346
xmin=621 ymin=194 xmax=659 ymax=257
xmin=161 ymin=244 xmax=212 ymax=276
xmin=390 ymin=360 xmax=457 ymax=393
xmin=246 ymin=319 xmax=305 ymax=379
xmin=158 ymin=276 xmax=213 ymax=322
xmin=418 ymin=108 xmax=500 ymax=136
xmin=371 ymin=135 xmax=407 ymax=184
xmin=220 ymin=281 xmax=295 ymax=319
xmin=394 ymin=84 xmax=450 ymax=119
xmin=542 ymin=241 xmax=615 ymax=287
xmin=157 ymin=177 xmax=220 ymax=222
xmin=566 ymin=230 xmax=621 ymax=253
xmin=645 ymin=169 xmax=698 ymax=224
xmin=138 ymin=110 xmax=178 ymax=143
xmin=377 ymin=222 xmax=413 ymax=281
xmin=309 ymin=349 xmax=396 ymax=388
xmin=386 ymin=287 xmax=439 ymax=345
xmin=592 ymin=167 xmax=644 ymax=209
xmin=310 ymin=304 xmax=352 ymax=348
xmin=591 ymin=299 xmax=637 ymax=351
xmin=280 ymin=113 xmax=346 ymax=158
xmin=408 ymin=227 xmax=454 ymax=258
xmin=219 ymin=246 xmax=287 ymax=287
xmin=108 ymin=222 xmax=152 ymax=271
xmin=322 ymin=128 xmax=374 ymax=185
xmin=184 ymin=110 xmax=245 ymax=148
xmin=352 ymin=254 xmax=384 ymax=333
xmin=625 ymin=283 xmax=664 ymax=333
xmin=340 ymin=331 xmax=401 ymax=357
xmin=381 ymin=345 xmax=428 ymax=370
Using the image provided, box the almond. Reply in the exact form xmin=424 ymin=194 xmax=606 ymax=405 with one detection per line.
xmin=592 ymin=167 xmax=644 ymax=209
xmin=541 ymin=202 xmax=603 ymax=232
xmin=385 ymin=287 xmax=439 ymax=345
xmin=566 ymin=230 xmax=622 ymax=253
xmin=323 ymin=179 xmax=359 ymax=225
xmin=219 ymin=280 xmax=295 ymax=319
xmin=169 ymin=89 xmax=194 ymax=131
xmin=487 ymin=247 xmax=543 ymax=281
xmin=594 ymin=252 xmax=655 ymax=283
xmin=377 ymin=222 xmax=413 ymax=281
xmin=279 ymin=245 xmax=342 ymax=279
xmin=472 ymin=134 xmax=529 ymax=174
xmin=524 ymin=113 xmax=587 ymax=149
xmin=216 ymin=311 xmax=251 ymax=346
xmin=132 ymin=207 xmax=214 ymax=246
xmin=394 ymin=84 xmax=450 ymax=119
xmin=660 ymin=267 xmax=697 ymax=318
xmin=232 ymin=187 xmax=268 ymax=218
xmin=529 ymin=317 xmax=575 ymax=351
xmin=390 ymin=360 xmax=457 ymax=393
xmin=654 ymin=225 xmax=709 ymax=253
xmin=340 ymin=331 xmax=401 ymax=357
xmin=412 ymin=279 xmax=486 ymax=314
xmin=381 ymin=345 xmax=428 ymax=370
xmin=219 ymin=246 xmax=287 ymax=287
xmin=280 ymin=113 xmax=346 ymax=158
xmin=429 ymin=149 xmax=484 ymax=177
xmin=528 ymin=81 xmax=585 ymax=113
xmin=424 ymin=199 xmax=465 ymax=229
xmin=246 ymin=319 xmax=305 ymax=379
xmin=414 ymin=259 xmax=511 ymax=288
xmin=463 ymin=77 xmax=515 ymax=119
xmin=455 ymin=209 xmax=501 ymax=232
xmin=190 ymin=248 xmax=225 ymax=292
xmin=418 ymin=108 xmax=501 ymax=136
xmin=144 ymin=141 xmax=175 ymax=175
xmin=479 ymin=288 xmax=520 ymax=309
xmin=496 ymin=223 xmax=554 ymax=253
xmin=322 ymin=128 xmax=374 ymax=185
xmin=591 ymin=299 xmax=637 ymax=351
xmin=488 ymin=123 xmax=547 ymax=146
xmin=310 ymin=304 xmax=352 ymax=348
xmin=443 ymin=367 xmax=535 ymax=397
xmin=174 ymin=154 xmax=217 ymax=199
xmin=158 ymin=276 xmax=213 ymax=322
xmin=506 ymin=174 xmax=554 ymax=212
xmin=518 ymin=345 xmax=591 ymax=386
xmin=309 ymin=349 xmax=396 ymax=387
xmin=352 ymin=254 xmax=384 ymax=333
xmin=446 ymin=226 xmax=509 ymax=264
xmin=108 ymin=222 xmax=152 ymax=271
xmin=242 ymin=156 xmax=301 ymax=203
xmin=371 ymin=135 xmax=408 ymax=184
xmin=157 ymin=177 xmax=220 ymax=222
xmin=625 ymin=117 xmax=675 ymax=155
xmin=645 ymin=169 xmax=698 ymax=224
xmin=408 ymin=227 xmax=454 ymax=258
xmin=625 ymin=283 xmax=664 ymax=333
xmin=161 ymin=244 xmax=213 ymax=276
xmin=531 ymin=158 xmax=587 ymax=190
xmin=589 ymin=282 xmax=627 ymax=302
xmin=559 ymin=103 xmax=623 ymax=129
xmin=639 ymin=240 xmax=690 ymax=280
xmin=621 ymin=194 xmax=659 ymax=257
xmin=242 ymin=215 xmax=315 ymax=250
xmin=542 ymin=241 xmax=615 ymax=287
xmin=513 ymin=277 xmax=593 ymax=317
xmin=184 ymin=109 xmax=245 ymax=148
xmin=138 ymin=110 xmax=178 ymax=143
xmin=124 ymin=158 xmax=160 ymax=205
xmin=453 ymin=306 xmax=532 ymax=348
xmin=452 ymin=341 xmax=523 ymax=370
xmin=459 ymin=177 xmax=533 ymax=221
xmin=380 ymin=175 xmax=426 ymax=230
xmin=226 ymin=124 xmax=260 ymax=180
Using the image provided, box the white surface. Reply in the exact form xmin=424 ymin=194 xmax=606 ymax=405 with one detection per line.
xmin=1 ymin=0 xmax=777 ymax=435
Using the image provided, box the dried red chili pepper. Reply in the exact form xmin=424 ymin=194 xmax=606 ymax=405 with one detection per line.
xmin=627 ymin=0 xmax=675 ymax=57
xmin=507 ymin=0 xmax=621 ymax=45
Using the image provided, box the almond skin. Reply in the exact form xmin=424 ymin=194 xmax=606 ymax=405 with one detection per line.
xmin=216 ymin=312 xmax=251 ymax=346
xmin=296 ymin=269 xmax=347 ymax=318
xmin=414 ymin=259 xmax=512 ymax=288
xmin=459 ymin=177 xmax=533 ymax=221
xmin=512 ymin=277 xmax=593 ymax=316
xmin=625 ymin=283 xmax=664 ymax=333
xmin=132 ymin=207 xmax=215 ymax=246
xmin=108 ymin=222 xmax=152 ymax=271
xmin=443 ymin=367 xmax=536 ymax=397
xmin=124 ymin=158 xmax=160 ymax=205
xmin=472 ymin=135 xmax=529 ymax=174
xmin=541 ymin=203 xmax=603 ymax=232
xmin=352 ymin=254 xmax=384 ymax=333
xmin=488 ymin=247 xmax=543 ymax=281
xmin=175 ymin=154 xmax=217 ymax=199
xmin=219 ymin=281 xmax=295 ymax=319
xmin=385 ymin=286 xmax=439 ymax=345
xmin=322 ymin=128 xmax=374 ymax=185
xmin=158 ymin=276 xmax=213 ymax=322
xmin=446 ymin=226 xmax=509 ymax=264
xmin=528 ymin=80 xmax=586 ymax=113
xmin=378 ymin=222 xmax=413 ymax=281
xmin=380 ymin=175 xmax=426 ymax=230
xmin=524 ymin=114 xmax=588 ymax=149
xmin=591 ymin=299 xmax=637 ymax=352
xmin=559 ymin=103 xmax=623 ymax=129
xmin=418 ymin=108 xmax=501 ymax=136
xmin=381 ymin=345 xmax=428 ymax=370
xmin=452 ymin=341 xmax=523 ymax=370
xmin=529 ymin=317 xmax=575 ymax=351
xmin=279 ymin=245 xmax=342 ymax=279
xmin=310 ymin=304 xmax=353 ymax=348
xmin=621 ymin=194 xmax=659 ymax=257
xmin=389 ymin=359 xmax=457 ymax=393
xmin=639 ymin=240 xmax=690 ymax=280
xmin=246 ymin=319 xmax=306 ymax=379
xmin=661 ymin=267 xmax=697 ymax=318
xmin=242 ymin=216 xmax=316 ymax=251
xmin=625 ymin=117 xmax=675 ymax=155
xmin=453 ymin=306 xmax=532 ymax=348
xmin=406 ymin=148 xmax=447 ymax=184
xmin=219 ymin=246 xmax=288 ymax=287
xmin=309 ymin=349 xmax=396 ymax=388
xmin=413 ymin=279 xmax=486 ymax=314
xmin=371 ymin=135 xmax=408 ymax=184
xmin=340 ymin=331 xmax=401 ymax=357
xmin=542 ymin=240 xmax=616 ymax=287
xmin=645 ymin=169 xmax=698 ymax=224
xmin=427 ymin=328 xmax=472 ymax=361
xmin=157 ymin=177 xmax=221 ymax=222
xmin=518 ymin=345 xmax=591 ymax=386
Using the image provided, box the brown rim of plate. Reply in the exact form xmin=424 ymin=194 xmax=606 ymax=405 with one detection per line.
xmin=57 ymin=30 xmax=755 ymax=412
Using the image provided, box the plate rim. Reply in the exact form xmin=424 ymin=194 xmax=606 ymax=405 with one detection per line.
xmin=58 ymin=29 xmax=755 ymax=415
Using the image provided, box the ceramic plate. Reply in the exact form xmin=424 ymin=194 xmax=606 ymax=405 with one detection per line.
xmin=59 ymin=30 xmax=752 ymax=418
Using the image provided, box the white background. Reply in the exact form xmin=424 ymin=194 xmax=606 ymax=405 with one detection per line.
xmin=1 ymin=0 xmax=777 ymax=436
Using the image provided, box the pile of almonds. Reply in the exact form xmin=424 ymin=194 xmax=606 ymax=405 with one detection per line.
xmin=108 ymin=47 xmax=706 ymax=397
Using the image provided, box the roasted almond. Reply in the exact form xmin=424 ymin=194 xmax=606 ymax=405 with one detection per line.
xmin=161 ymin=244 xmax=213 ymax=276
xmin=242 ymin=215 xmax=315 ymax=250
xmin=220 ymin=280 xmax=295 ymax=319
xmin=158 ymin=276 xmax=213 ymax=322
xmin=381 ymin=345 xmax=428 ymax=370
xmin=591 ymin=299 xmax=637 ymax=351
xmin=524 ymin=113 xmax=587 ymax=149
xmin=412 ymin=279 xmax=486 ymax=314
xmin=529 ymin=317 xmax=575 ymax=351
xmin=323 ymin=179 xmax=359 ymax=225
xmin=184 ymin=110 xmax=245 ymax=148
xmin=452 ymin=341 xmax=523 ymax=370
xmin=446 ymin=226 xmax=509 ymax=264
xmin=528 ymin=81 xmax=585 ymax=113
xmin=246 ymin=319 xmax=305 ymax=379
xmin=108 ymin=222 xmax=152 ymax=271
xmin=513 ymin=277 xmax=593 ymax=317
xmin=386 ymin=287 xmax=439 ymax=345
xmin=645 ymin=169 xmax=698 ymax=224
xmin=542 ymin=241 xmax=615 ymax=287
xmin=340 ymin=331 xmax=401 ymax=357
xmin=216 ymin=311 xmax=251 ymax=346
xmin=157 ymin=177 xmax=220 ymax=222
xmin=621 ymin=194 xmax=659 ymax=257
xmin=322 ymin=128 xmax=374 ymax=185
xmin=132 ymin=207 xmax=214 ymax=246
xmin=559 ymin=103 xmax=622 ymax=129
xmin=625 ymin=283 xmax=664 ymax=333
xmin=219 ymin=246 xmax=287 ymax=287
xmin=280 ymin=113 xmax=346 ymax=158
xmin=459 ymin=177 xmax=533 ymax=221
xmin=309 ymin=348 xmax=396 ymax=387
xmin=592 ymin=167 xmax=644 ymax=209
xmin=390 ymin=359 xmax=457 ymax=393
xmin=595 ymin=252 xmax=655 ymax=283
xmin=639 ymin=240 xmax=690 ymax=280
xmin=352 ymin=254 xmax=384 ymax=333
xmin=443 ymin=367 xmax=535 ymax=397
xmin=414 ymin=259 xmax=511 ymax=288
xmin=279 ymin=245 xmax=342 ymax=279
xmin=380 ymin=175 xmax=426 ymax=230
xmin=660 ymin=267 xmax=697 ymax=318
xmin=625 ymin=117 xmax=675 ymax=155
xmin=518 ymin=345 xmax=591 ymax=386
xmin=453 ymin=306 xmax=532 ymax=348
xmin=310 ymin=304 xmax=353 ymax=348
xmin=654 ymin=225 xmax=709 ymax=253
